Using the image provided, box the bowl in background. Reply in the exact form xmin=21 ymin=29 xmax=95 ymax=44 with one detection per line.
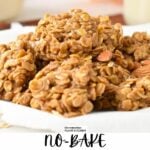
xmin=0 ymin=0 xmax=23 ymax=21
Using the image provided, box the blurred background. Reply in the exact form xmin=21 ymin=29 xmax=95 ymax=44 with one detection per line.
xmin=14 ymin=0 xmax=122 ymax=20
xmin=0 ymin=0 xmax=150 ymax=29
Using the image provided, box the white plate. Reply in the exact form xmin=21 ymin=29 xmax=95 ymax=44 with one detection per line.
xmin=1 ymin=23 xmax=150 ymax=132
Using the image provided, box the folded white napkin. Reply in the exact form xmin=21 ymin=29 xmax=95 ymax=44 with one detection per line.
xmin=0 ymin=23 xmax=35 ymax=44
xmin=1 ymin=101 xmax=150 ymax=132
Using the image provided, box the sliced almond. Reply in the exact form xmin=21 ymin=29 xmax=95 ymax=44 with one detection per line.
xmin=132 ymin=64 xmax=150 ymax=77
xmin=97 ymin=50 xmax=113 ymax=62
xmin=141 ymin=60 xmax=150 ymax=65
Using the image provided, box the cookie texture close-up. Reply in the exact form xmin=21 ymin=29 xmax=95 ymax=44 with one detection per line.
xmin=0 ymin=9 xmax=150 ymax=117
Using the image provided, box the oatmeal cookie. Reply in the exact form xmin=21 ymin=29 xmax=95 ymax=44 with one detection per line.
xmin=28 ymin=9 xmax=122 ymax=61
xmin=0 ymin=48 xmax=36 ymax=101
xmin=114 ymin=76 xmax=150 ymax=110
xmin=29 ymin=55 xmax=106 ymax=116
